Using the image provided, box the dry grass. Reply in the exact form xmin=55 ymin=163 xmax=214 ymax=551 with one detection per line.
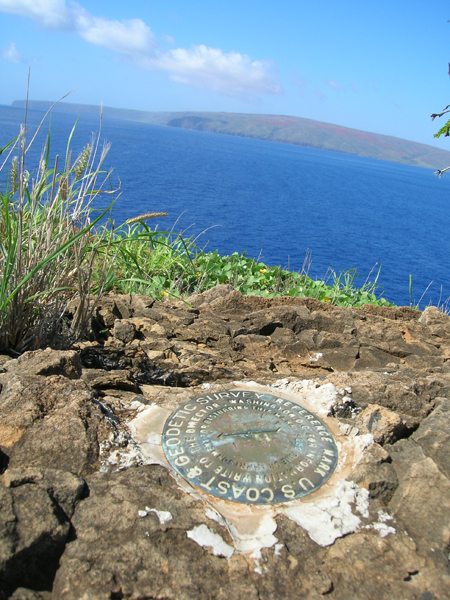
xmin=0 ymin=105 xmax=117 ymax=352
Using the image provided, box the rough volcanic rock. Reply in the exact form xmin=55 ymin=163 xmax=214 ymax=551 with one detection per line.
xmin=389 ymin=440 xmax=450 ymax=567
xmin=51 ymin=466 xmax=449 ymax=600
xmin=412 ymin=397 xmax=450 ymax=480
xmin=1 ymin=287 xmax=450 ymax=599
xmin=348 ymin=442 xmax=399 ymax=504
xmin=1 ymin=348 xmax=82 ymax=380
xmin=355 ymin=404 xmax=411 ymax=445
xmin=0 ymin=469 xmax=84 ymax=598
xmin=52 ymin=466 xmax=241 ymax=600
xmin=0 ymin=351 xmax=112 ymax=477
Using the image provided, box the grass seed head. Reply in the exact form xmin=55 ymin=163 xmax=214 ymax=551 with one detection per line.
xmin=75 ymin=144 xmax=90 ymax=179
xmin=11 ymin=157 xmax=18 ymax=193
xmin=125 ymin=212 xmax=168 ymax=225
xmin=58 ymin=175 xmax=69 ymax=200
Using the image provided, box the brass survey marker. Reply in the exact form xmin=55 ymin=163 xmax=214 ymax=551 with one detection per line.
xmin=162 ymin=390 xmax=338 ymax=504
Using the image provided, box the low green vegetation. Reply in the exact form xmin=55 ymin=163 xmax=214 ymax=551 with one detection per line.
xmin=0 ymin=113 xmax=394 ymax=353
xmin=104 ymin=223 xmax=393 ymax=308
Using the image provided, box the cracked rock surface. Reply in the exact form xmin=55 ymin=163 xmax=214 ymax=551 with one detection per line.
xmin=1 ymin=286 xmax=450 ymax=599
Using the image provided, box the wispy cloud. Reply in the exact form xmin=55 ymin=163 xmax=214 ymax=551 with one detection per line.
xmin=314 ymin=89 xmax=326 ymax=103
xmin=161 ymin=34 xmax=175 ymax=45
xmin=2 ymin=41 xmax=26 ymax=63
xmin=327 ymin=80 xmax=342 ymax=91
xmin=0 ymin=0 xmax=281 ymax=97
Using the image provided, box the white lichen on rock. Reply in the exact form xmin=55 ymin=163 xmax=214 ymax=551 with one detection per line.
xmin=229 ymin=512 xmax=278 ymax=557
xmin=270 ymin=378 xmax=339 ymax=416
xmin=281 ymin=480 xmax=369 ymax=546
xmin=145 ymin=507 xmax=173 ymax=524
xmin=186 ymin=524 xmax=234 ymax=558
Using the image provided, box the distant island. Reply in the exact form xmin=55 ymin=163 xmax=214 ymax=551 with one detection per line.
xmin=11 ymin=99 xmax=450 ymax=169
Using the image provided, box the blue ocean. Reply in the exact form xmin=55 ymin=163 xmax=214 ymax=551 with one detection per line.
xmin=1 ymin=104 xmax=450 ymax=308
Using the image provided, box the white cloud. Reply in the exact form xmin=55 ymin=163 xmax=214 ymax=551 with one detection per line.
xmin=75 ymin=10 xmax=155 ymax=55
xmin=2 ymin=41 xmax=26 ymax=63
xmin=0 ymin=0 xmax=72 ymax=30
xmin=148 ymin=45 xmax=281 ymax=96
xmin=0 ymin=0 xmax=282 ymax=97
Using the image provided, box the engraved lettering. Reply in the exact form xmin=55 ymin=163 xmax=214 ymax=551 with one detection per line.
xmin=166 ymin=428 xmax=180 ymax=436
xmin=261 ymin=487 xmax=274 ymax=501
xmin=218 ymin=481 xmax=230 ymax=494
xmin=200 ymin=476 xmax=216 ymax=491
xmin=168 ymin=446 xmax=184 ymax=457
xmin=232 ymin=484 xmax=246 ymax=499
xmin=166 ymin=437 xmax=180 ymax=447
xmin=246 ymin=487 xmax=260 ymax=502
xmin=299 ymin=478 xmax=314 ymax=490
xmin=281 ymin=484 xmax=296 ymax=499
xmin=186 ymin=466 xmax=202 ymax=478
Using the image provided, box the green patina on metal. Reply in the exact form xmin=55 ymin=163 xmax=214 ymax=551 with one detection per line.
xmin=162 ymin=390 xmax=338 ymax=505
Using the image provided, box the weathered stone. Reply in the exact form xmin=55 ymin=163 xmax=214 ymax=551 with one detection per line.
xmin=412 ymin=397 xmax=450 ymax=480
xmin=81 ymin=368 xmax=140 ymax=392
xmin=177 ymin=318 xmax=229 ymax=343
xmin=355 ymin=404 xmax=409 ymax=445
xmin=353 ymin=346 xmax=401 ymax=370
xmin=348 ymin=372 xmax=433 ymax=420
xmin=360 ymin=304 xmax=420 ymax=321
xmin=185 ymin=283 xmax=236 ymax=308
xmin=232 ymin=333 xmax=272 ymax=353
xmin=389 ymin=439 xmax=450 ymax=565
xmin=1 ymin=288 xmax=450 ymax=598
xmin=112 ymin=318 xmax=136 ymax=343
xmin=8 ymin=589 xmax=52 ymax=600
xmin=419 ymin=305 xmax=450 ymax=337
xmin=0 ymin=469 xmax=84 ymax=598
xmin=273 ymin=514 xmax=446 ymax=600
xmin=52 ymin=466 xmax=240 ymax=600
xmin=3 ymin=468 xmax=85 ymax=519
xmin=0 ymin=372 xmax=109 ymax=476
xmin=315 ymin=330 xmax=359 ymax=349
xmin=348 ymin=443 xmax=399 ymax=503
xmin=4 ymin=348 xmax=82 ymax=380
xmin=317 ymin=348 xmax=359 ymax=371
xmin=97 ymin=307 xmax=116 ymax=329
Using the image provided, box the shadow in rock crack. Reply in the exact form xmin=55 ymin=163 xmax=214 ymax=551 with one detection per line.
xmin=0 ymin=448 xmax=9 ymax=475
xmin=0 ymin=533 xmax=66 ymax=597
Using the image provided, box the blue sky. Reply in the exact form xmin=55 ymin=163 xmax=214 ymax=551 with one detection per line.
xmin=1 ymin=0 xmax=450 ymax=148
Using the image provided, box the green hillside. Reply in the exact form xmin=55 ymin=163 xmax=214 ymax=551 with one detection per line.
xmin=12 ymin=100 xmax=450 ymax=169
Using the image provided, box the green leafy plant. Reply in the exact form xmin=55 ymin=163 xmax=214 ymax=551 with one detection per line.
xmin=100 ymin=227 xmax=394 ymax=308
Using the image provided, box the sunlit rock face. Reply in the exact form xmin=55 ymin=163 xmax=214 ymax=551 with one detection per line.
xmin=1 ymin=288 xmax=450 ymax=599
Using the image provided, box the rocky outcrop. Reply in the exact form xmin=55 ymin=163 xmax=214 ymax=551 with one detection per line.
xmin=1 ymin=285 xmax=449 ymax=599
